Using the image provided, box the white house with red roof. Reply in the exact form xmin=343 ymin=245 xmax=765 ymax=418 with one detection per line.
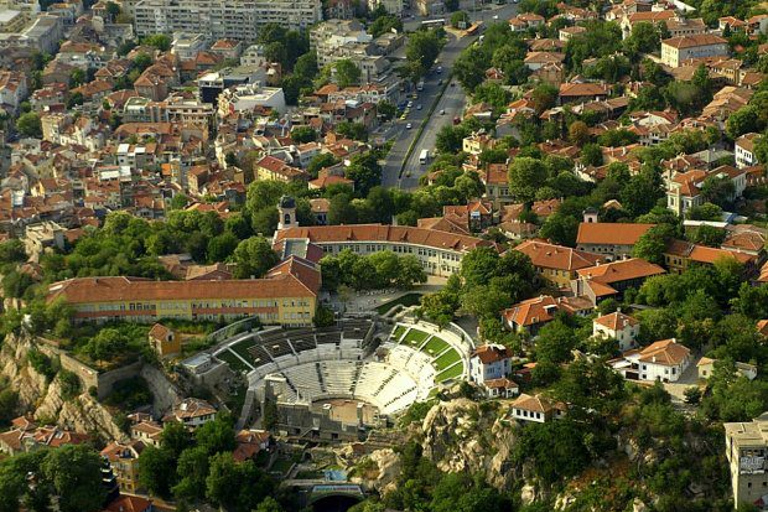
xmin=611 ymin=338 xmax=692 ymax=383
xmin=592 ymin=310 xmax=640 ymax=352
xmin=470 ymin=344 xmax=513 ymax=388
xmin=510 ymin=393 xmax=566 ymax=423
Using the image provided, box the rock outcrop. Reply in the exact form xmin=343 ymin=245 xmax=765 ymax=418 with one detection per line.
xmin=0 ymin=332 xmax=129 ymax=442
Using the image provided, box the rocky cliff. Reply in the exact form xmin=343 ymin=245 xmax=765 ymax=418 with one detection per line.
xmin=0 ymin=332 xmax=128 ymax=442
xmin=420 ymin=398 xmax=519 ymax=489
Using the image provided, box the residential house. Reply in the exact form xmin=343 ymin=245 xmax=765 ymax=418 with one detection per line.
xmin=572 ymin=258 xmax=666 ymax=305
xmin=163 ymin=398 xmax=217 ymax=428
xmin=503 ymin=294 xmax=593 ymax=336
xmin=610 ymin=338 xmax=692 ymax=382
xmin=104 ymin=495 xmax=153 ymax=512
xmin=508 ymin=13 xmax=545 ymax=32
xmin=736 ymin=133 xmax=761 ymax=169
xmin=661 ymin=34 xmax=729 ymax=68
xmin=148 ymin=322 xmax=181 ymax=357
xmin=130 ymin=419 xmax=163 ymax=447
xmin=509 ymin=393 xmax=565 ymax=423
xmin=663 ymin=239 xmax=755 ymax=274
xmin=255 ymin=155 xmax=308 ymax=183
xmin=697 ymin=357 xmax=757 ymax=381
xmin=592 ymin=310 xmax=640 ymax=352
xmin=559 ymin=82 xmax=610 ymax=105
xmin=462 ymin=130 xmax=496 ymax=156
xmin=100 ymin=440 xmax=146 ymax=494
xmin=667 ymin=165 xmax=747 ymax=217
xmin=514 ymin=239 xmax=602 ymax=289
xmin=469 ymin=344 xmax=512 ymax=387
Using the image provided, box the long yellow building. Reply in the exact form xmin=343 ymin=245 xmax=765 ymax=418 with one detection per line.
xmin=47 ymin=257 xmax=320 ymax=326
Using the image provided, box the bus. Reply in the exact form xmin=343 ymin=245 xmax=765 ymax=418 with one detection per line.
xmin=421 ymin=18 xmax=445 ymax=29
xmin=419 ymin=149 xmax=430 ymax=165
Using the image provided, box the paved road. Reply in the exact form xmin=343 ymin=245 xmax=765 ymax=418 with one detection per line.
xmin=380 ymin=3 xmax=520 ymax=190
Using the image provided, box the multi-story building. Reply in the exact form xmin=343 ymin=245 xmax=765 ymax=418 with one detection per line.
xmin=100 ymin=440 xmax=145 ymax=494
xmin=513 ymin=239 xmax=602 ymax=289
xmin=274 ymin=222 xmax=498 ymax=278
xmin=217 ymin=82 xmax=286 ymax=116
xmin=367 ymin=0 xmax=403 ymax=15
xmin=469 ymin=344 xmax=512 ymax=387
xmin=611 ymin=338 xmax=692 ymax=382
xmin=661 ymin=34 xmax=729 ymax=68
xmin=724 ymin=414 xmax=768 ymax=510
xmin=46 ymin=256 xmax=320 ymax=326
xmin=736 ymin=133 xmax=761 ymax=169
xmin=592 ymin=310 xmax=639 ymax=352
xmin=310 ymin=19 xmax=372 ymax=67
xmin=133 ymin=0 xmax=322 ymax=41
xmin=575 ymin=221 xmax=655 ymax=258
xmin=667 ymin=165 xmax=747 ymax=217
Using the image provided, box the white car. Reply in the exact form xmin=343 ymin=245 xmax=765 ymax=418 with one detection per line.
xmin=417 ymin=104 xmax=422 ymax=110
xmin=406 ymin=123 xmax=413 ymax=129
xmin=493 ymin=14 xmax=499 ymax=20
xmin=440 ymin=109 xmax=446 ymax=115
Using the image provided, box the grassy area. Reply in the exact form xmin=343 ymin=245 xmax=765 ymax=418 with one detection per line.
xmin=230 ymin=337 xmax=258 ymax=364
xmin=216 ymin=350 xmax=250 ymax=373
xmin=435 ymin=362 xmax=464 ymax=383
xmin=421 ymin=336 xmax=449 ymax=356
xmin=401 ymin=328 xmax=429 ymax=347
xmin=391 ymin=325 xmax=407 ymax=341
xmin=433 ymin=349 xmax=461 ymax=371
xmin=376 ymin=293 xmax=423 ymax=314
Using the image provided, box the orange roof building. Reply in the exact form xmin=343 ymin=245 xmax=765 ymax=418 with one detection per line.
xmin=514 ymin=239 xmax=602 ymax=288
xmin=573 ymin=258 xmax=665 ymax=304
xmin=612 ymin=338 xmax=692 ymax=382
xmin=46 ymin=257 xmax=321 ymax=326
xmin=274 ymin=224 xmax=498 ymax=278
xmin=575 ymin=222 xmax=655 ymax=258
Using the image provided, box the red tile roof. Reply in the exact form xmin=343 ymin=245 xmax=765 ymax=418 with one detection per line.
xmin=576 ymin=223 xmax=655 ymax=246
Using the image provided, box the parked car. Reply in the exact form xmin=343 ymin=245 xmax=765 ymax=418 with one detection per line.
xmin=440 ymin=109 xmax=446 ymax=115
xmin=406 ymin=123 xmax=413 ymax=129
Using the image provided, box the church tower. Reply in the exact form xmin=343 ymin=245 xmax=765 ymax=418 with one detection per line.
xmin=278 ymin=195 xmax=298 ymax=230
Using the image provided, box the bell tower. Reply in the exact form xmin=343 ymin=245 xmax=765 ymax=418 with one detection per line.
xmin=278 ymin=195 xmax=298 ymax=230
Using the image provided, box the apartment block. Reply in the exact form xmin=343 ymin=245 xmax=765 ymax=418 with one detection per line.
xmin=725 ymin=414 xmax=768 ymax=510
xmin=133 ymin=0 xmax=322 ymax=41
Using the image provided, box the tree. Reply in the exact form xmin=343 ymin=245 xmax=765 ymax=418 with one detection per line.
xmin=539 ymin=212 xmax=580 ymax=246
xmin=41 ymin=445 xmax=107 ymax=512
xmin=632 ymin=224 xmax=674 ymax=265
xmin=334 ymin=59 xmax=361 ymax=88
xmin=290 ymin=126 xmax=317 ymax=144
xmin=726 ymin=105 xmax=760 ymax=140
xmin=689 ymin=224 xmax=726 ymax=247
xmin=508 ymin=157 xmax=549 ymax=202
xmin=435 ymin=124 xmax=469 ymax=154
xmin=406 ymin=30 xmax=442 ymax=80
xmin=139 ymin=446 xmax=176 ymax=497
xmin=264 ymin=42 xmax=288 ymax=67
xmin=369 ymin=14 xmax=403 ymax=38
xmin=172 ymin=446 xmax=209 ymax=501
xmin=568 ymin=120 xmax=590 ymax=147
xmin=701 ymin=175 xmax=736 ymax=208
xmin=580 ymin=143 xmax=603 ymax=167
xmin=444 ymin=0 xmax=459 ymax=11
xmin=16 ymin=112 xmax=42 ymax=138
xmin=459 ymin=247 xmax=500 ymax=288
xmin=684 ymin=200 xmax=722 ymax=221
xmin=206 ymin=232 xmax=238 ymax=263
xmin=535 ymin=319 xmax=578 ymax=364
xmin=453 ymin=47 xmax=487 ymax=92
xmin=143 ymin=34 xmax=171 ymax=51
xmin=232 ymin=237 xmax=279 ymax=279
xmin=195 ymin=413 xmax=236 ymax=455
xmin=450 ymin=11 xmax=470 ymax=29
xmin=346 ymin=152 xmax=382 ymax=195
xmin=206 ymin=453 xmax=274 ymax=512
xmin=255 ymin=497 xmax=284 ymax=512
xmin=623 ymin=22 xmax=661 ymax=57
xmin=531 ymin=83 xmax=558 ymax=114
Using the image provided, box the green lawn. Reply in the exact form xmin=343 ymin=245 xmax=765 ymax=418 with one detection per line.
xmin=230 ymin=337 xmax=258 ymax=364
xmin=433 ymin=349 xmax=461 ymax=371
xmin=376 ymin=293 xmax=423 ymax=314
xmin=435 ymin=362 xmax=464 ymax=383
xmin=421 ymin=336 xmax=449 ymax=357
xmin=391 ymin=325 xmax=407 ymax=341
xmin=401 ymin=328 xmax=429 ymax=347
xmin=216 ymin=350 xmax=250 ymax=373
